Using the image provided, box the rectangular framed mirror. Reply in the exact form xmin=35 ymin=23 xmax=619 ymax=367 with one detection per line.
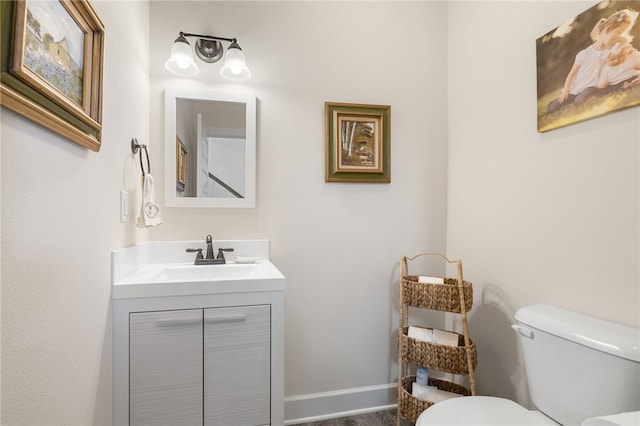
xmin=164 ymin=87 xmax=256 ymax=208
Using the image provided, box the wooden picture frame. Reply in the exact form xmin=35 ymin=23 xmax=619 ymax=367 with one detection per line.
xmin=536 ymin=1 xmax=640 ymax=132
xmin=0 ymin=0 xmax=105 ymax=151
xmin=325 ymin=102 xmax=391 ymax=183
xmin=176 ymin=136 xmax=187 ymax=192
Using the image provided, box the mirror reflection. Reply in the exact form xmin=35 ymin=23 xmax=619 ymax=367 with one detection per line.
xmin=164 ymin=88 xmax=256 ymax=208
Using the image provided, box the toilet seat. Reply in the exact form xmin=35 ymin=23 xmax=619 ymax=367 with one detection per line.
xmin=415 ymin=396 xmax=559 ymax=426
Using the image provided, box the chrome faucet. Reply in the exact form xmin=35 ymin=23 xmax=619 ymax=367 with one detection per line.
xmin=186 ymin=234 xmax=234 ymax=265
xmin=205 ymin=234 xmax=215 ymax=260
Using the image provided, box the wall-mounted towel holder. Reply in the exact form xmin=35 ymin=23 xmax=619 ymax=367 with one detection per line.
xmin=131 ymin=138 xmax=150 ymax=176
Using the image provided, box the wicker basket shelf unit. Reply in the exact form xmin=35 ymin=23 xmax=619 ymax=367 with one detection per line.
xmin=397 ymin=253 xmax=477 ymax=425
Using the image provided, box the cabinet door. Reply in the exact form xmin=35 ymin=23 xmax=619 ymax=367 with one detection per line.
xmin=130 ymin=309 xmax=203 ymax=426
xmin=204 ymin=305 xmax=270 ymax=426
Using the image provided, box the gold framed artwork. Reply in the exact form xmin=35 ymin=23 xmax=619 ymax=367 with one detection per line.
xmin=0 ymin=0 xmax=105 ymax=151
xmin=176 ymin=136 xmax=187 ymax=192
xmin=325 ymin=102 xmax=391 ymax=183
xmin=536 ymin=1 xmax=640 ymax=132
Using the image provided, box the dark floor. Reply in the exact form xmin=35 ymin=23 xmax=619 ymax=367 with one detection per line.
xmin=291 ymin=408 xmax=414 ymax=426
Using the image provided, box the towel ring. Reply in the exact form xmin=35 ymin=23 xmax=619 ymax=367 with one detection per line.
xmin=131 ymin=138 xmax=151 ymax=176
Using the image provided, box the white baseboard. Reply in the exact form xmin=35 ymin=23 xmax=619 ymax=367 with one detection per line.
xmin=284 ymin=383 xmax=397 ymax=425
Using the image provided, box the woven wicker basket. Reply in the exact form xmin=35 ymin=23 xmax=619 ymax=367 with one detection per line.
xmin=401 ymin=276 xmax=473 ymax=312
xmin=399 ymin=326 xmax=477 ymax=375
xmin=397 ymin=376 xmax=471 ymax=423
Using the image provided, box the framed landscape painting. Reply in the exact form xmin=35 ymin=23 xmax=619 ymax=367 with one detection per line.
xmin=536 ymin=1 xmax=640 ymax=132
xmin=325 ymin=102 xmax=391 ymax=183
xmin=0 ymin=0 xmax=105 ymax=151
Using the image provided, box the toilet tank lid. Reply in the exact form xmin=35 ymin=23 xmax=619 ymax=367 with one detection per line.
xmin=515 ymin=304 xmax=640 ymax=363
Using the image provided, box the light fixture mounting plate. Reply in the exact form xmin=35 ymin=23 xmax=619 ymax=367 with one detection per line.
xmin=194 ymin=38 xmax=223 ymax=63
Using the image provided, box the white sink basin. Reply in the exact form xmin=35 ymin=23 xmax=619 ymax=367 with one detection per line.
xmin=113 ymin=260 xmax=285 ymax=299
xmin=153 ymin=263 xmax=262 ymax=281
xmin=121 ymin=261 xmax=279 ymax=284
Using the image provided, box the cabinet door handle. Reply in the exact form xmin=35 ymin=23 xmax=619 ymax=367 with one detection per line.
xmin=204 ymin=314 xmax=247 ymax=324
xmin=156 ymin=318 xmax=201 ymax=327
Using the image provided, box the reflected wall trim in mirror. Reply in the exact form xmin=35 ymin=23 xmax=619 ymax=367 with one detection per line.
xmin=164 ymin=87 xmax=256 ymax=208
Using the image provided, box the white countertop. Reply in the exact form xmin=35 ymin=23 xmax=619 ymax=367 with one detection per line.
xmin=111 ymin=240 xmax=285 ymax=299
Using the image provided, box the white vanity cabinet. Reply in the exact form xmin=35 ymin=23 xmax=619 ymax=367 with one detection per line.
xmin=112 ymin=239 xmax=285 ymax=426
xmin=114 ymin=294 xmax=283 ymax=426
xmin=127 ymin=305 xmax=272 ymax=426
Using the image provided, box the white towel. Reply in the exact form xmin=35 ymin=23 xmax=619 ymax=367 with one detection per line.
xmin=138 ymin=174 xmax=163 ymax=227
xmin=408 ymin=326 xmax=433 ymax=343
xmin=418 ymin=276 xmax=444 ymax=284
xmin=412 ymin=383 xmax=462 ymax=403
xmin=433 ymin=329 xmax=459 ymax=347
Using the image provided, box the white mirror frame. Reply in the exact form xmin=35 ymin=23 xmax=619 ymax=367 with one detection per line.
xmin=164 ymin=87 xmax=256 ymax=208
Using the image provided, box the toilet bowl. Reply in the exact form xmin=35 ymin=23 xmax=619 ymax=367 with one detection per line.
xmin=582 ymin=411 xmax=640 ymax=426
xmin=413 ymin=304 xmax=640 ymax=426
xmin=416 ymin=396 xmax=557 ymax=425
xmin=416 ymin=398 xmax=640 ymax=426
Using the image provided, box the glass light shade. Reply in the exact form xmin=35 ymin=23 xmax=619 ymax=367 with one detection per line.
xmin=165 ymin=37 xmax=199 ymax=76
xmin=219 ymin=43 xmax=251 ymax=81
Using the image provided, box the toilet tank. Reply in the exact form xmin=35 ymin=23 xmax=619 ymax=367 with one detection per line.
xmin=513 ymin=304 xmax=640 ymax=426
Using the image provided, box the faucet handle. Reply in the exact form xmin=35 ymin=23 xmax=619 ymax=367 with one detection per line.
xmin=216 ymin=248 xmax=234 ymax=260
xmin=186 ymin=248 xmax=204 ymax=260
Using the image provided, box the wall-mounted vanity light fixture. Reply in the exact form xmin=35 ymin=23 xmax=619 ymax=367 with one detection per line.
xmin=164 ymin=32 xmax=252 ymax=81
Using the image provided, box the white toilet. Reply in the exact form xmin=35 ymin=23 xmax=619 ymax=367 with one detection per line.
xmin=416 ymin=304 xmax=640 ymax=426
